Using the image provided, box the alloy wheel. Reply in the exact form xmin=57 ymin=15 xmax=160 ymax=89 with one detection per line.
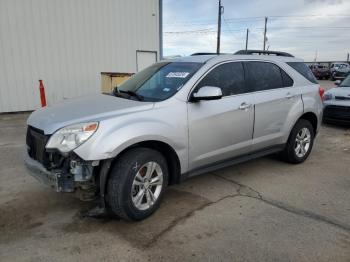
xmin=294 ymin=127 xmax=311 ymax=158
xmin=131 ymin=161 xmax=163 ymax=211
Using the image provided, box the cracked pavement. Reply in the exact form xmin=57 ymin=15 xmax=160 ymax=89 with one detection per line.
xmin=1 ymin=82 xmax=350 ymax=262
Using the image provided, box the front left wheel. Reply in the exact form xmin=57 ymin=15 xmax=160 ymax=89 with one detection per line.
xmin=106 ymin=148 xmax=168 ymax=221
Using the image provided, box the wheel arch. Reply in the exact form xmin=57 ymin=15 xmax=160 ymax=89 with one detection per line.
xmin=298 ymin=111 xmax=318 ymax=135
xmin=101 ymin=140 xmax=182 ymax=191
xmin=283 ymin=111 xmax=319 ymax=145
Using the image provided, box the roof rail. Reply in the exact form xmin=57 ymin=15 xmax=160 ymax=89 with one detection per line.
xmin=191 ymin=52 xmax=228 ymax=56
xmin=234 ymin=50 xmax=294 ymax=57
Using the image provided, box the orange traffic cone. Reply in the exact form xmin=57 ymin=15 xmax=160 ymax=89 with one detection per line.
xmin=39 ymin=80 xmax=47 ymax=107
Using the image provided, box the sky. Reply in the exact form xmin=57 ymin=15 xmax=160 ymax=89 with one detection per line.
xmin=163 ymin=0 xmax=350 ymax=61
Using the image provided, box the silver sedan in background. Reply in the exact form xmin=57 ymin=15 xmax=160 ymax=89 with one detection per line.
xmin=323 ymin=75 xmax=350 ymax=125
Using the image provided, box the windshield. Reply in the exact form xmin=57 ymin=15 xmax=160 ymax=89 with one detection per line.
xmin=339 ymin=75 xmax=350 ymax=87
xmin=335 ymin=64 xmax=348 ymax=69
xmin=117 ymin=61 xmax=203 ymax=102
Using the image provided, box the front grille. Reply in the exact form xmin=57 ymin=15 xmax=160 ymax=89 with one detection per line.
xmin=323 ymin=105 xmax=350 ymax=121
xmin=26 ymin=126 xmax=50 ymax=167
xmin=335 ymin=96 xmax=350 ymax=101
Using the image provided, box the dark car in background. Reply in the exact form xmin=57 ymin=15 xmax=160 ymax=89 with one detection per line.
xmin=310 ymin=64 xmax=330 ymax=80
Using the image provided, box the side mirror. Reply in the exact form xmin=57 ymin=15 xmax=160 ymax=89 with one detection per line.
xmin=192 ymin=86 xmax=223 ymax=101
xmin=334 ymin=80 xmax=341 ymax=86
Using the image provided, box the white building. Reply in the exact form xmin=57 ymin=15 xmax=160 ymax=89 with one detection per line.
xmin=0 ymin=0 xmax=162 ymax=113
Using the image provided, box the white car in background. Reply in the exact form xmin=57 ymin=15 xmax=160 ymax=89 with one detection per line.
xmin=323 ymin=75 xmax=350 ymax=125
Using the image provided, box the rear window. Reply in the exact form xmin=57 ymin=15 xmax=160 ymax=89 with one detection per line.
xmin=287 ymin=62 xmax=318 ymax=84
xmin=245 ymin=61 xmax=283 ymax=91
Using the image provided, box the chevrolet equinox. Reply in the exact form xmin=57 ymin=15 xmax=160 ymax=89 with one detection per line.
xmin=24 ymin=50 xmax=324 ymax=221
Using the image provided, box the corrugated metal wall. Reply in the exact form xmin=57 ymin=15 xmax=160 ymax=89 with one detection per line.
xmin=0 ymin=0 xmax=160 ymax=112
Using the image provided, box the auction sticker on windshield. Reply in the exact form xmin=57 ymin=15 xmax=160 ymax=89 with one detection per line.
xmin=166 ymin=72 xmax=190 ymax=78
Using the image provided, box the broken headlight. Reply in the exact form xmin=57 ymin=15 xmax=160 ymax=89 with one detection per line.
xmin=323 ymin=93 xmax=333 ymax=101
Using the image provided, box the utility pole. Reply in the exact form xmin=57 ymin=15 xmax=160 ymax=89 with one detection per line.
xmin=245 ymin=28 xmax=249 ymax=51
xmin=314 ymin=50 xmax=318 ymax=63
xmin=347 ymin=53 xmax=349 ymax=62
xmin=263 ymin=16 xmax=268 ymax=51
xmin=216 ymin=0 xmax=224 ymax=54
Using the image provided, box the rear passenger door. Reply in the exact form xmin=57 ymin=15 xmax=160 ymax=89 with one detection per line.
xmin=244 ymin=61 xmax=302 ymax=151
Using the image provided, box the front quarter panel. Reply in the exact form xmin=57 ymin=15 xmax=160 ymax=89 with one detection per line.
xmin=73 ymin=99 xmax=189 ymax=173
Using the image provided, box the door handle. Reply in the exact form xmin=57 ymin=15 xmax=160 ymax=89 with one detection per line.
xmin=239 ymin=102 xmax=252 ymax=110
xmin=285 ymin=93 xmax=295 ymax=99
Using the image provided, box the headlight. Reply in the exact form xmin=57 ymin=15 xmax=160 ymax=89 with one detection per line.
xmin=323 ymin=93 xmax=333 ymax=101
xmin=46 ymin=122 xmax=98 ymax=153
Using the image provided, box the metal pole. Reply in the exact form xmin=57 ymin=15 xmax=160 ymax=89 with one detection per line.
xmin=245 ymin=28 xmax=249 ymax=51
xmin=263 ymin=17 xmax=268 ymax=51
xmin=347 ymin=53 xmax=349 ymax=62
xmin=216 ymin=0 xmax=223 ymax=54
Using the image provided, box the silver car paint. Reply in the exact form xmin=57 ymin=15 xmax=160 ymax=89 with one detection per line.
xmin=74 ymin=98 xmax=190 ymax=173
xmin=27 ymin=94 xmax=154 ymax=134
xmin=188 ymin=92 xmax=254 ymax=169
xmin=27 ymin=54 xmax=323 ymax=175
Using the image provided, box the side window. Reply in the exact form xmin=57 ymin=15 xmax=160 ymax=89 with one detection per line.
xmin=244 ymin=61 xmax=283 ymax=91
xmin=280 ymin=69 xmax=294 ymax=87
xmin=287 ymin=62 xmax=318 ymax=84
xmin=196 ymin=62 xmax=246 ymax=96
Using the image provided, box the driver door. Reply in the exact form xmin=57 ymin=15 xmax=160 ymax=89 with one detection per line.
xmin=187 ymin=62 xmax=254 ymax=170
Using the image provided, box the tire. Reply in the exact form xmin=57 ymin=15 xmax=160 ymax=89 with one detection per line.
xmin=106 ymin=147 xmax=168 ymax=221
xmin=281 ymin=119 xmax=315 ymax=164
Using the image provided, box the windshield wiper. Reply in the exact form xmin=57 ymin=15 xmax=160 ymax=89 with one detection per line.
xmin=118 ymin=90 xmax=144 ymax=101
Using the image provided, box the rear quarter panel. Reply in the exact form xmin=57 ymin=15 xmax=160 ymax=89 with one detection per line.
xmin=282 ymin=83 xmax=322 ymax=143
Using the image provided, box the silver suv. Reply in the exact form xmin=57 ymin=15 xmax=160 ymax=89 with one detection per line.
xmin=25 ymin=50 xmax=324 ymax=221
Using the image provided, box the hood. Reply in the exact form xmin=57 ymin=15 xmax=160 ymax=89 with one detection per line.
xmin=326 ymin=86 xmax=350 ymax=97
xmin=27 ymin=94 xmax=154 ymax=134
xmin=324 ymin=87 xmax=350 ymax=106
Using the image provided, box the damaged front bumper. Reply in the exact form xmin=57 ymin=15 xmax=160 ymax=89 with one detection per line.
xmin=24 ymin=150 xmax=98 ymax=200
xmin=24 ymin=149 xmax=64 ymax=191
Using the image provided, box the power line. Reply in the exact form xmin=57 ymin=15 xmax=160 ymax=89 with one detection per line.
xmin=269 ymin=14 xmax=350 ymax=18
xmin=164 ymin=25 xmax=350 ymax=35
xmin=164 ymin=14 xmax=350 ymax=26
xmin=164 ymin=28 xmax=259 ymax=36
xmin=269 ymin=26 xmax=350 ymax=30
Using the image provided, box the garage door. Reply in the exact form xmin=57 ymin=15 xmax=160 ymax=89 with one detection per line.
xmin=136 ymin=51 xmax=157 ymax=72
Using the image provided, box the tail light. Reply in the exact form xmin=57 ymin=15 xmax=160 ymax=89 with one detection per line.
xmin=319 ymin=87 xmax=325 ymax=101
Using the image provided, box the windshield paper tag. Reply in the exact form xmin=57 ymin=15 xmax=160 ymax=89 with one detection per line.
xmin=166 ymin=72 xmax=190 ymax=78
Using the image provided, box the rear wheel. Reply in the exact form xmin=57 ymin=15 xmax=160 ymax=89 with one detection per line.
xmin=282 ymin=119 xmax=314 ymax=164
xmin=106 ymin=148 xmax=168 ymax=221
